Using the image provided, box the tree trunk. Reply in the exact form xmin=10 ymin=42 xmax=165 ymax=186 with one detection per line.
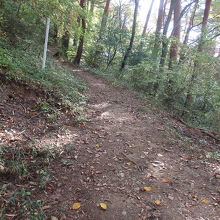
xmin=183 ymin=0 xmax=199 ymax=45
xmin=218 ymin=46 xmax=220 ymax=58
xmin=92 ymin=0 xmax=111 ymax=67
xmin=183 ymin=0 xmax=212 ymax=113
xmin=160 ymin=0 xmax=195 ymax=69
xmin=179 ymin=0 xmax=199 ymax=64
xmin=152 ymin=0 xmax=165 ymax=60
xmin=162 ymin=0 xmax=181 ymax=105
xmin=142 ymin=0 xmax=154 ymax=36
xmin=159 ymin=0 xmax=175 ymax=69
xmin=120 ymin=0 xmax=139 ymax=71
xmin=162 ymin=0 xmax=168 ymax=26
xmin=53 ymin=24 xmax=58 ymax=45
xmin=198 ymin=0 xmax=212 ymax=52
xmin=98 ymin=0 xmax=111 ymax=39
xmin=168 ymin=0 xmax=181 ymax=69
xmin=62 ymin=31 xmax=69 ymax=57
xmin=73 ymin=0 xmax=86 ymax=65
xmin=137 ymin=0 xmax=154 ymax=57
xmin=90 ymin=0 xmax=95 ymax=13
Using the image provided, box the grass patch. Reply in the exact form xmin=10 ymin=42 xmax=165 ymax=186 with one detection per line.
xmin=137 ymin=106 xmax=149 ymax=112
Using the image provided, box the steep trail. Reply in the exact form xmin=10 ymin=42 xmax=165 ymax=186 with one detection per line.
xmin=38 ymin=65 xmax=220 ymax=219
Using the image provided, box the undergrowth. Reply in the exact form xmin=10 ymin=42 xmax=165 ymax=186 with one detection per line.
xmin=0 ymin=141 xmax=77 ymax=219
xmin=0 ymin=38 xmax=87 ymax=218
xmin=0 ymin=39 xmax=87 ymax=109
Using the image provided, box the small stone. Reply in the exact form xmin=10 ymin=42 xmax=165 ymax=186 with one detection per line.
xmin=134 ymin=187 xmax=140 ymax=192
xmin=215 ymin=174 xmax=220 ymax=179
xmin=118 ymin=172 xmax=125 ymax=178
xmin=60 ymin=214 xmax=67 ymax=220
xmin=168 ymin=195 xmax=174 ymax=200
xmin=0 ymin=165 xmax=5 ymax=172
xmin=122 ymin=210 xmax=127 ymax=216
xmin=145 ymin=205 xmax=152 ymax=211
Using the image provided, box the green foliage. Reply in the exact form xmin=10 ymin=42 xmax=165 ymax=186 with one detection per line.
xmin=0 ymin=40 xmax=86 ymax=107
xmin=85 ymin=4 xmax=132 ymax=68
xmin=126 ymin=61 xmax=159 ymax=95
xmin=119 ymin=47 xmax=220 ymax=132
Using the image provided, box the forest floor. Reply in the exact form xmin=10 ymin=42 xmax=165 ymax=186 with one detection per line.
xmin=0 ymin=61 xmax=220 ymax=220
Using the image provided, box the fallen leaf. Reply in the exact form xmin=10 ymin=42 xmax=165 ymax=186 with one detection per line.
xmin=143 ymin=186 xmax=153 ymax=191
xmin=127 ymin=162 xmax=133 ymax=166
xmin=63 ymin=125 xmax=71 ymax=129
xmin=162 ymin=177 xmax=170 ymax=183
xmin=51 ymin=217 xmax=58 ymax=220
xmin=30 ymin=181 xmax=38 ymax=186
xmin=6 ymin=119 xmax=14 ymax=123
xmin=201 ymin=199 xmax=209 ymax=204
xmin=95 ymin=170 xmax=102 ymax=174
xmin=154 ymin=200 xmax=161 ymax=206
xmin=5 ymin=214 xmax=17 ymax=217
xmin=42 ymin=205 xmax=51 ymax=210
xmin=96 ymin=144 xmax=102 ymax=147
xmin=204 ymin=151 xmax=212 ymax=159
xmin=99 ymin=202 xmax=107 ymax=210
xmin=79 ymin=122 xmax=86 ymax=126
xmin=72 ymin=203 xmax=81 ymax=210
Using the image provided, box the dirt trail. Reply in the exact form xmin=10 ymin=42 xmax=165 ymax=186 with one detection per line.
xmin=1 ymin=65 xmax=219 ymax=219
xmin=38 ymin=66 xmax=219 ymax=220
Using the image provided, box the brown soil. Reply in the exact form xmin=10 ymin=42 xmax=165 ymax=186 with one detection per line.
xmin=0 ymin=65 xmax=220 ymax=220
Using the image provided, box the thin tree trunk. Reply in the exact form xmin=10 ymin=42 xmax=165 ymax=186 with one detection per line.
xmin=62 ymin=31 xmax=70 ymax=57
xmin=90 ymin=0 xmax=95 ymax=13
xmin=152 ymin=0 xmax=165 ymax=60
xmin=142 ymin=0 xmax=154 ymax=36
xmin=73 ymin=0 xmax=86 ymax=65
xmin=160 ymin=0 xmax=195 ymax=69
xmin=198 ymin=0 xmax=212 ymax=52
xmin=183 ymin=0 xmax=212 ymax=113
xmin=163 ymin=0 xmax=181 ymax=105
xmin=159 ymin=0 xmax=175 ymax=69
xmin=92 ymin=0 xmax=111 ymax=67
xmin=162 ymin=0 xmax=168 ymax=26
xmin=98 ymin=0 xmax=111 ymax=40
xmin=138 ymin=0 xmax=154 ymax=56
xmin=53 ymin=24 xmax=58 ymax=45
xmin=179 ymin=0 xmax=199 ymax=64
xmin=169 ymin=0 xmax=181 ymax=69
xmin=120 ymin=0 xmax=139 ymax=71
xmin=106 ymin=47 xmax=117 ymax=69
xmin=183 ymin=0 xmax=198 ymax=45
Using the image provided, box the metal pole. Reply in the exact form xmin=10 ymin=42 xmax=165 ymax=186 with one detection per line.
xmin=42 ymin=17 xmax=50 ymax=70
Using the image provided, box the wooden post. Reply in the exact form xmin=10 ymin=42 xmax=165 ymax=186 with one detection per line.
xmin=42 ymin=18 xmax=50 ymax=70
